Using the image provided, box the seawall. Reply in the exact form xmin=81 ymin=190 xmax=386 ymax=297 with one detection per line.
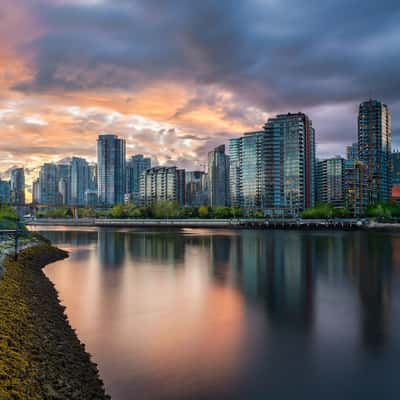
xmin=0 ymin=244 xmax=110 ymax=399
xmin=27 ymin=217 xmax=366 ymax=230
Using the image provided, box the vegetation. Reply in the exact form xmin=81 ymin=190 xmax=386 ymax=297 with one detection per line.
xmin=300 ymin=203 xmax=352 ymax=219
xmin=0 ymin=205 xmax=18 ymax=229
xmin=365 ymin=202 xmax=400 ymax=220
xmin=33 ymin=201 xmax=400 ymax=221
xmin=0 ymin=244 xmax=110 ymax=399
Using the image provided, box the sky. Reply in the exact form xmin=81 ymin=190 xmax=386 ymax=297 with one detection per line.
xmin=1 ymin=0 xmax=400 ymax=187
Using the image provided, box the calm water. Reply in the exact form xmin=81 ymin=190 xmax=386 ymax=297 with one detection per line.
xmin=34 ymin=227 xmax=400 ymax=400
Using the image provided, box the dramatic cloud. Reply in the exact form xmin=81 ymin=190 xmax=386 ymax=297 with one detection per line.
xmin=1 ymin=0 xmax=400 ymax=185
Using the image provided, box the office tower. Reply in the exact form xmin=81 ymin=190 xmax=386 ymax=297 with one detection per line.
xmin=263 ymin=113 xmax=316 ymax=215
xmin=39 ymin=163 xmax=59 ymax=205
xmin=176 ymin=169 xmax=186 ymax=206
xmin=185 ymin=171 xmax=208 ymax=206
xmin=70 ymin=157 xmax=90 ymax=205
xmin=208 ymin=145 xmax=230 ymax=207
xmin=89 ymin=163 xmax=98 ymax=190
xmin=58 ymin=178 xmax=68 ymax=205
xmin=229 ymin=131 xmax=265 ymax=209
xmin=316 ymin=157 xmax=345 ymax=207
xmin=56 ymin=163 xmax=71 ymax=205
xmin=346 ymin=143 xmax=358 ymax=161
xmin=0 ymin=179 xmax=11 ymax=204
xmin=140 ymin=166 xmax=185 ymax=206
xmin=344 ymin=160 xmax=367 ymax=216
xmin=126 ymin=155 xmax=151 ymax=204
xmin=358 ymin=99 xmax=392 ymax=203
xmin=32 ymin=179 xmax=40 ymax=203
xmin=97 ymin=134 xmax=126 ymax=206
xmin=10 ymin=168 xmax=25 ymax=205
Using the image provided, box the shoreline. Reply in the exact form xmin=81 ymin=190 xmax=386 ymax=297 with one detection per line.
xmin=0 ymin=243 xmax=110 ymax=399
xmin=26 ymin=217 xmax=400 ymax=230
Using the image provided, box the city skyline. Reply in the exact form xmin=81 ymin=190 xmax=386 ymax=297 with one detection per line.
xmin=1 ymin=1 xmax=400 ymax=187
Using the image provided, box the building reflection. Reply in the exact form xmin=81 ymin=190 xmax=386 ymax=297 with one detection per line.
xmin=355 ymin=232 xmax=392 ymax=350
xmin=98 ymin=229 xmax=126 ymax=267
xmin=125 ymin=230 xmax=186 ymax=267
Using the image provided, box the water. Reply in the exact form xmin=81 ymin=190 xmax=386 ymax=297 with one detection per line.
xmin=34 ymin=227 xmax=400 ymax=399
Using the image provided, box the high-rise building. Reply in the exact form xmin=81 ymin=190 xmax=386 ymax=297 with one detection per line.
xmin=32 ymin=179 xmax=40 ymax=203
xmin=208 ymin=145 xmax=230 ymax=207
xmin=140 ymin=166 xmax=185 ymax=206
xmin=344 ymin=160 xmax=367 ymax=216
xmin=39 ymin=163 xmax=59 ymax=205
xmin=185 ymin=171 xmax=208 ymax=206
xmin=391 ymin=150 xmax=400 ymax=186
xmin=358 ymin=99 xmax=392 ymax=203
xmin=97 ymin=134 xmax=126 ymax=206
xmin=56 ymin=164 xmax=71 ymax=205
xmin=263 ymin=113 xmax=316 ymax=215
xmin=70 ymin=157 xmax=90 ymax=205
xmin=230 ymin=131 xmax=265 ymax=209
xmin=10 ymin=168 xmax=25 ymax=205
xmin=346 ymin=143 xmax=358 ymax=161
xmin=126 ymin=155 xmax=151 ymax=204
xmin=0 ymin=179 xmax=11 ymax=204
xmin=89 ymin=163 xmax=98 ymax=191
xmin=316 ymin=157 xmax=345 ymax=207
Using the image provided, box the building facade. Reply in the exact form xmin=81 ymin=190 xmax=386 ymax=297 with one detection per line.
xmin=0 ymin=179 xmax=11 ymax=204
xmin=208 ymin=145 xmax=230 ymax=207
xmin=39 ymin=163 xmax=59 ymax=205
xmin=140 ymin=166 xmax=185 ymax=206
xmin=358 ymin=99 xmax=392 ymax=203
xmin=316 ymin=157 xmax=345 ymax=207
xmin=346 ymin=142 xmax=358 ymax=161
xmin=10 ymin=168 xmax=25 ymax=205
xmin=263 ymin=113 xmax=316 ymax=215
xmin=229 ymin=131 xmax=266 ymax=209
xmin=185 ymin=171 xmax=208 ymax=206
xmin=126 ymin=155 xmax=151 ymax=204
xmin=344 ymin=160 xmax=367 ymax=216
xmin=97 ymin=134 xmax=126 ymax=206
xmin=70 ymin=157 xmax=90 ymax=205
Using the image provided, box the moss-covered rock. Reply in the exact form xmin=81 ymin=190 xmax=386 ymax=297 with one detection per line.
xmin=0 ymin=244 xmax=110 ymax=399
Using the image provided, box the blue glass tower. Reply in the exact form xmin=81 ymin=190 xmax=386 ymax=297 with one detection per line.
xmin=358 ymin=99 xmax=392 ymax=203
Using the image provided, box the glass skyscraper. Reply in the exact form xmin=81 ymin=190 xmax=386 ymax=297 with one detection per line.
xmin=70 ymin=157 xmax=90 ymax=206
xmin=358 ymin=99 xmax=392 ymax=203
xmin=208 ymin=145 xmax=230 ymax=207
xmin=126 ymin=154 xmax=151 ymax=204
xmin=229 ymin=131 xmax=265 ymax=208
xmin=39 ymin=163 xmax=58 ymax=205
xmin=0 ymin=179 xmax=11 ymax=204
xmin=10 ymin=168 xmax=25 ymax=205
xmin=97 ymin=134 xmax=126 ymax=206
xmin=263 ymin=113 xmax=316 ymax=215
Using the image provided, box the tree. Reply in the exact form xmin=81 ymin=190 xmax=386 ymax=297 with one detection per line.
xmin=198 ymin=205 xmax=210 ymax=218
xmin=110 ymin=204 xmax=126 ymax=219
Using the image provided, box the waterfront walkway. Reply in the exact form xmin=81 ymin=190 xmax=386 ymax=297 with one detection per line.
xmin=27 ymin=218 xmax=368 ymax=229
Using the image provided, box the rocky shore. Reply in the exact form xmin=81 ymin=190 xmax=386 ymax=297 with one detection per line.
xmin=0 ymin=243 xmax=110 ymax=399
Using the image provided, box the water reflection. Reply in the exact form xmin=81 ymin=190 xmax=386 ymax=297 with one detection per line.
xmin=38 ymin=228 xmax=400 ymax=400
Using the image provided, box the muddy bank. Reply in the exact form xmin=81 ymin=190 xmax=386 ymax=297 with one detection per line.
xmin=0 ymin=244 xmax=110 ymax=399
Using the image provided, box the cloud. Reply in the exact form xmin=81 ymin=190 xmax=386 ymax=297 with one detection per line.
xmin=1 ymin=0 xmax=400 ymax=184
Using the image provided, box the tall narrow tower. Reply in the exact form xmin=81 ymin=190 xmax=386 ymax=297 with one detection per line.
xmin=97 ymin=135 xmax=126 ymax=206
xmin=358 ymin=99 xmax=391 ymax=203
